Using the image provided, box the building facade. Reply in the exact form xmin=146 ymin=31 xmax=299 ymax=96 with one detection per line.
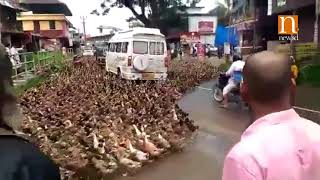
xmin=188 ymin=15 xmax=218 ymax=45
xmin=0 ymin=0 xmax=25 ymax=46
xmin=17 ymin=13 xmax=71 ymax=50
xmin=18 ymin=0 xmax=72 ymax=50
xmin=228 ymin=0 xmax=258 ymax=54
xmin=227 ymin=0 xmax=316 ymax=53
xmin=270 ymin=0 xmax=317 ymax=43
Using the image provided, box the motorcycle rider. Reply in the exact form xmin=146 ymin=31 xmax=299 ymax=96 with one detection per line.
xmin=221 ymin=53 xmax=245 ymax=108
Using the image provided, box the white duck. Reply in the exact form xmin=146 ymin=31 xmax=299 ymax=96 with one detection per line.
xmin=172 ymin=108 xmax=178 ymax=121
xmin=126 ymin=139 xmax=148 ymax=162
xmin=98 ymin=139 xmax=106 ymax=154
xmin=158 ymin=134 xmax=171 ymax=149
xmin=119 ymin=157 xmax=142 ymax=169
xmin=64 ymin=120 xmax=73 ymax=129
xmin=92 ymin=133 xmax=99 ymax=149
xmin=139 ymin=136 xmax=162 ymax=157
xmin=133 ymin=125 xmax=142 ymax=138
xmin=115 ymin=147 xmax=142 ymax=169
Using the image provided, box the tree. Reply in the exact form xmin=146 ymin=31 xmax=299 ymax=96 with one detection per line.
xmin=209 ymin=3 xmax=228 ymax=24
xmin=127 ymin=17 xmax=145 ymax=28
xmin=92 ymin=0 xmax=200 ymax=34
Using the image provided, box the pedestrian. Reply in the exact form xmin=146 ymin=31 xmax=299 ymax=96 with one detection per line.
xmin=0 ymin=44 xmax=61 ymax=180
xmin=178 ymin=46 xmax=183 ymax=60
xmin=222 ymin=51 xmax=320 ymax=180
xmin=10 ymin=45 xmax=21 ymax=65
xmin=290 ymin=55 xmax=298 ymax=105
xmin=218 ymin=46 xmax=223 ymax=59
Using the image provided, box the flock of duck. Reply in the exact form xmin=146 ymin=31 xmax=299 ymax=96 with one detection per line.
xmin=19 ymin=57 xmax=219 ymax=179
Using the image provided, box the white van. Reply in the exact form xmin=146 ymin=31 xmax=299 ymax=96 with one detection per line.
xmin=105 ymin=28 xmax=168 ymax=80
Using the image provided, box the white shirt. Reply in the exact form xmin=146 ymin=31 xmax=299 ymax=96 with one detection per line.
xmin=226 ymin=60 xmax=245 ymax=82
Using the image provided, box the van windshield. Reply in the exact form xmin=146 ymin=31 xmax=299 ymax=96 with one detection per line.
xmin=133 ymin=41 xmax=148 ymax=54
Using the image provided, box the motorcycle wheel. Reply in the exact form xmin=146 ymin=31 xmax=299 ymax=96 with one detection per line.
xmin=213 ymin=88 xmax=224 ymax=102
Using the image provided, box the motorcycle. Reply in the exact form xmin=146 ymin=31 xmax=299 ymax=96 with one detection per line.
xmin=213 ymin=73 xmax=244 ymax=106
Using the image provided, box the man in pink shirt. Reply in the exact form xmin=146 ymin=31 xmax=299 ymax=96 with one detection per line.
xmin=222 ymin=51 xmax=320 ymax=180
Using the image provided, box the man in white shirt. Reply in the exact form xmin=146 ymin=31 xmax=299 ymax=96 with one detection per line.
xmin=221 ymin=54 xmax=245 ymax=108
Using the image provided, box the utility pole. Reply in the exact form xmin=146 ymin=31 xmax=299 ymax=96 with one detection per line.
xmin=81 ymin=16 xmax=87 ymax=44
xmin=226 ymin=0 xmax=232 ymax=62
xmin=253 ymin=0 xmax=257 ymax=52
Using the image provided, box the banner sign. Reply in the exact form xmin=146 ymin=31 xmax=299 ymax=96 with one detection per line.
xmin=180 ymin=32 xmax=200 ymax=44
xmin=198 ymin=21 xmax=214 ymax=33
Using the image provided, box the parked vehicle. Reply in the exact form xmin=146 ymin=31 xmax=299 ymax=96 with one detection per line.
xmin=213 ymin=73 xmax=243 ymax=105
xmin=205 ymin=44 xmax=218 ymax=57
xmin=83 ymin=46 xmax=94 ymax=56
xmin=105 ymin=27 xmax=168 ymax=80
xmin=94 ymin=41 xmax=108 ymax=61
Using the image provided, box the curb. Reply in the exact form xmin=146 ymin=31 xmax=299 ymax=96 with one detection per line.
xmin=294 ymin=106 xmax=320 ymax=124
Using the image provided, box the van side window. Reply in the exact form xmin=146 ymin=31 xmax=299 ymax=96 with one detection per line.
xmin=150 ymin=42 xmax=164 ymax=55
xmin=150 ymin=42 xmax=156 ymax=55
xmin=116 ymin=43 xmax=122 ymax=53
xmin=107 ymin=43 xmax=110 ymax=52
xmin=122 ymin=42 xmax=128 ymax=53
xmin=158 ymin=42 xmax=164 ymax=55
xmin=110 ymin=43 xmax=115 ymax=52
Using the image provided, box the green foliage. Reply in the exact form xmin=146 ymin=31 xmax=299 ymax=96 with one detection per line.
xmin=218 ymin=61 xmax=231 ymax=71
xmin=295 ymin=43 xmax=319 ymax=63
xmin=94 ymin=0 xmax=199 ymax=34
xmin=293 ymin=43 xmax=320 ymax=86
xmin=297 ymin=64 xmax=320 ymax=87
xmin=14 ymin=51 xmax=68 ymax=96
xmin=14 ymin=75 xmax=48 ymax=96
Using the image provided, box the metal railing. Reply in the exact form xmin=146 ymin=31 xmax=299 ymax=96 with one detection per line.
xmin=12 ymin=49 xmax=74 ymax=85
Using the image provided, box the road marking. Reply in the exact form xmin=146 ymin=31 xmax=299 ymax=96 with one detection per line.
xmin=197 ymin=86 xmax=213 ymax=91
xmin=294 ymin=106 xmax=320 ymax=114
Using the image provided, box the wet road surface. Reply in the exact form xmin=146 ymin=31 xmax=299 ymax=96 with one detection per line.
xmin=116 ymin=81 xmax=250 ymax=180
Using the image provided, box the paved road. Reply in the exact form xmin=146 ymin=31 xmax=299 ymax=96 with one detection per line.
xmin=116 ymin=81 xmax=250 ymax=180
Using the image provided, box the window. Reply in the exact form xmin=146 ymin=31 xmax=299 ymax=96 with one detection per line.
xmin=133 ymin=41 xmax=148 ymax=54
xmin=49 ymin=20 xmax=56 ymax=30
xmin=121 ymin=42 xmax=128 ymax=53
xmin=150 ymin=42 xmax=156 ymax=55
xmin=110 ymin=43 xmax=115 ymax=52
xmin=116 ymin=42 xmax=122 ymax=53
xmin=150 ymin=42 xmax=164 ymax=55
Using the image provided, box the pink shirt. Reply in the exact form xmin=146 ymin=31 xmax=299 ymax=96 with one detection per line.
xmin=222 ymin=109 xmax=320 ymax=180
